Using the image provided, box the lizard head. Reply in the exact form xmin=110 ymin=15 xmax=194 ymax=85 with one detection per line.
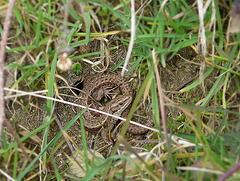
xmin=109 ymin=95 xmax=132 ymax=116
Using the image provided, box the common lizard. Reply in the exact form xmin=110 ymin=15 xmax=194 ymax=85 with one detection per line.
xmin=77 ymin=74 xmax=153 ymax=143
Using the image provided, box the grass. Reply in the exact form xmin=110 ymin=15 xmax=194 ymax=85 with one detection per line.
xmin=1 ymin=0 xmax=240 ymax=180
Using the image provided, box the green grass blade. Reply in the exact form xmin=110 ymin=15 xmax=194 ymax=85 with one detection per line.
xmin=35 ymin=8 xmax=43 ymax=46
xmin=46 ymin=52 xmax=58 ymax=112
xmin=85 ymin=11 xmax=91 ymax=44
xmin=102 ymin=2 xmax=130 ymax=28
xmin=79 ymin=113 xmax=90 ymax=172
xmin=6 ymin=45 xmax=37 ymax=52
xmin=52 ymin=158 xmax=62 ymax=181
xmin=26 ymin=66 xmax=48 ymax=86
xmin=13 ymin=148 xmax=18 ymax=179
xmin=201 ymin=71 xmax=227 ymax=107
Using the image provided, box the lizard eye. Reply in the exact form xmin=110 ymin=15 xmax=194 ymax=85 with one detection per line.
xmin=119 ymin=102 xmax=124 ymax=106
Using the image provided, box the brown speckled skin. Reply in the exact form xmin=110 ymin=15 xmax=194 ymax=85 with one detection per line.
xmin=78 ymin=74 xmax=153 ymax=136
xmin=78 ymin=74 xmax=132 ymax=131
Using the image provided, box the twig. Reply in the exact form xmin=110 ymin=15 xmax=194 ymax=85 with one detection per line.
xmin=0 ymin=0 xmax=16 ymax=147
xmin=217 ymin=159 xmax=240 ymax=181
xmin=121 ymin=0 xmax=136 ymax=76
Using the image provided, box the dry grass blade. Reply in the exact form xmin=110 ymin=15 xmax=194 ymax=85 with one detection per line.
xmin=4 ymin=88 xmax=157 ymax=133
xmin=121 ymin=0 xmax=136 ymax=76
xmin=0 ymin=169 xmax=15 ymax=181
xmin=152 ymin=49 xmax=169 ymax=147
